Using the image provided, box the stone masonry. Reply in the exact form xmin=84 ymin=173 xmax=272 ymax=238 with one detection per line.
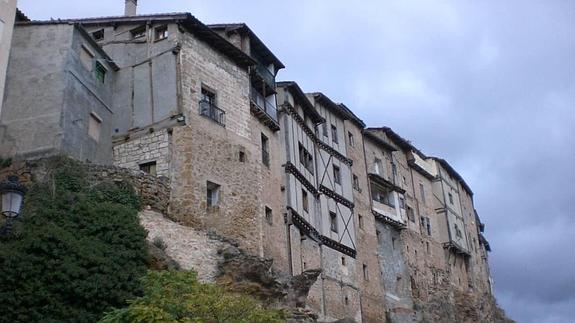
xmin=113 ymin=129 xmax=172 ymax=178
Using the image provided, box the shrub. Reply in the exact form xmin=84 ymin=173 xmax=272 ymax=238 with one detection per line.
xmin=100 ymin=271 xmax=284 ymax=323
xmin=0 ymin=158 xmax=149 ymax=322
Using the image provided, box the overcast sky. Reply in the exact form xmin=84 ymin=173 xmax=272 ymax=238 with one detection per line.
xmin=17 ymin=1 xmax=575 ymax=322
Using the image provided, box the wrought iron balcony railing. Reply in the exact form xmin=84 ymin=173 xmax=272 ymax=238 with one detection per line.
xmin=250 ymin=87 xmax=278 ymax=121
xmin=199 ymin=100 xmax=225 ymax=127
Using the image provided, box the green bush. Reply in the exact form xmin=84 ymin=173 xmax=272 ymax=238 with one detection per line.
xmin=0 ymin=159 xmax=149 ymax=323
xmin=100 ymin=271 xmax=284 ymax=323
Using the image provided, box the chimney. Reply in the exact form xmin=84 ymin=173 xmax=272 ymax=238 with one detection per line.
xmin=125 ymin=0 xmax=138 ymax=16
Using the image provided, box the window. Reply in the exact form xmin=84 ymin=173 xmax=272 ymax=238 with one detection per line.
xmin=154 ymin=25 xmax=168 ymax=41
xmin=88 ymin=112 xmax=102 ymax=141
xmin=392 ymin=237 xmax=396 ymax=249
xmin=139 ymin=161 xmax=157 ymax=176
xmin=374 ymin=158 xmax=383 ymax=175
xmin=333 ymin=165 xmax=341 ymax=185
xmin=331 ymin=124 xmax=338 ymax=143
xmin=419 ymin=183 xmax=426 ymax=204
xmin=80 ymin=46 xmax=94 ymax=71
xmin=341 ymin=257 xmax=346 ymax=266
xmin=92 ymin=29 xmax=104 ymax=41
xmin=199 ymin=87 xmax=225 ymax=126
xmin=402 ymin=176 xmax=407 ymax=185
xmin=130 ymin=25 xmax=147 ymax=39
xmin=95 ymin=62 xmax=106 ymax=83
xmin=322 ymin=122 xmax=328 ymax=137
xmin=344 ymin=296 xmax=349 ymax=305
xmin=448 ymin=192 xmax=454 ymax=204
xmin=238 ymin=150 xmax=246 ymax=162
xmin=261 ymin=134 xmax=270 ymax=167
xmin=421 ymin=217 xmax=432 ymax=236
xmin=392 ymin=162 xmax=397 ymax=176
xmin=363 ymin=264 xmax=369 ymax=281
xmin=302 ymin=189 xmax=309 ymax=213
xmin=358 ymin=214 xmax=364 ymax=229
xmin=201 ymin=87 xmax=216 ymax=105
xmin=407 ymin=206 xmax=415 ymax=222
xmin=399 ymin=197 xmax=405 ymax=209
xmin=206 ymin=181 xmax=221 ymax=207
xmin=371 ymin=184 xmax=395 ymax=208
xmin=348 ymin=131 xmax=355 ymax=147
xmin=454 ymin=223 xmax=462 ymax=238
xmin=265 ymin=206 xmax=273 ymax=225
xmin=330 ymin=211 xmax=338 ymax=233
xmin=298 ymin=143 xmax=314 ymax=174
xmin=353 ymin=174 xmax=360 ymax=191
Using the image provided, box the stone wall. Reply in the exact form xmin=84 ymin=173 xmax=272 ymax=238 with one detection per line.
xmin=113 ymin=129 xmax=172 ymax=178
xmin=0 ymin=158 xmax=170 ymax=215
xmin=83 ymin=164 xmax=170 ymax=214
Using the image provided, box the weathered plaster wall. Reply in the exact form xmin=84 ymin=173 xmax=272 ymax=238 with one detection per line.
xmin=0 ymin=24 xmax=71 ymax=158
xmin=0 ymin=24 xmax=116 ymax=164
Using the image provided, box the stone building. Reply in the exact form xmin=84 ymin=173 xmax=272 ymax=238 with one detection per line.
xmin=0 ymin=22 xmax=118 ymax=164
xmin=0 ymin=2 xmax=502 ymax=322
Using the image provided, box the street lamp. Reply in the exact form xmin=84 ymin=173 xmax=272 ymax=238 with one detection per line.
xmin=0 ymin=176 xmax=27 ymax=236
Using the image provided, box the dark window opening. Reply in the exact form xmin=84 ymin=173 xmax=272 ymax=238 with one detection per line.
xmin=353 ymin=174 xmax=360 ymax=191
xmin=239 ymin=150 xmax=246 ymax=162
xmin=154 ymin=25 xmax=168 ymax=41
xmin=333 ymin=165 xmax=341 ymax=185
xmin=139 ymin=161 xmax=157 ymax=176
xmin=207 ymin=181 xmax=221 ymax=207
xmin=330 ymin=211 xmax=338 ymax=233
xmin=331 ymin=124 xmax=338 ymax=143
xmin=302 ymin=189 xmax=309 ymax=213
xmin=95 ymin=62 xmax=106 ymax=83
xmin=363 ymin=264 xmax=369 ymax=280
xmin=265 ymin=206 xmax=273 ymax=225
xmin=199 ymin=87 xmax=225 ymax=126
xmin=130 ymin=26 xmax=147 ymax=39
xmin=92 ymin=29 xmax=104 ymax=41
xmin=348 ymin=131 xmax=355 ymax=147
xmin=407 ymin=206 xmax=415 ymax=222
xmin=261 ymin=134 xmax=270 ymax=167
xmin=298 ymin=142 xmax=314 ymax=174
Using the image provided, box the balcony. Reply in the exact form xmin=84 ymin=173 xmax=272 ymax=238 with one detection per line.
xmin=199 ymin=100 xmax=225 ymax=127
xmin=251 ymin=63 xmax=276 ymax=93
xmin=250 ymin=87 xmax=280 ymax=131
xmin=372 ymin=200 xmax=407 ymax=229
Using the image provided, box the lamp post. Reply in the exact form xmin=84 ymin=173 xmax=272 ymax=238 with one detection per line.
xmin=0 ymin=175 xmax=27 ymax=236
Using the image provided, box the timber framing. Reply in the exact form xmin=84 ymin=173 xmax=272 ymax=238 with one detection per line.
xmin=319 ymin=185 xmax=354 ymax=209
xmin=288 ymin=207 xmax=357 ymax=258
xmin=284 ymin=162 xmax=319 ymax=197
xmin=282 ymin=102 xmax=353 ymax=166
